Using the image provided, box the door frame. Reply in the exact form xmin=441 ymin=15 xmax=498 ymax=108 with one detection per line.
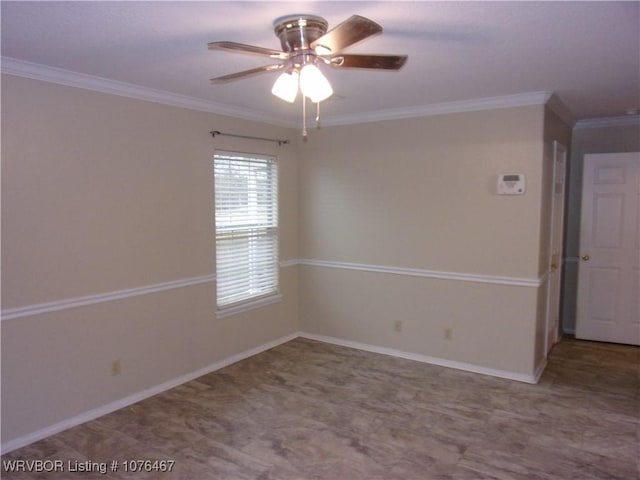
xmin=544 ymin=140 xmax=567 ymax=356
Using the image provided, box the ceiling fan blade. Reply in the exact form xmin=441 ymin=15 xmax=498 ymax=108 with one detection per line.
xmin=210 ymin=64 xmax=284 ymax=84
xmin=310 ymin=15 xmax=382 ymax=53
xmin=208 ymin=41 xmax=288 ymax=59
xmin=330 ymin=54 xmax=408 ymax=70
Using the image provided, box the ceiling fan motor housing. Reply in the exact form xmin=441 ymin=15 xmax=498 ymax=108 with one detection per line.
xmin=274 ymin=15 xmax=329 ymax=53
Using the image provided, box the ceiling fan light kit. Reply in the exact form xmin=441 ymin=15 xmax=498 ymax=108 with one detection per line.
xmin=271 ymin=71 xmax=299 ymax=103
xmin=299 ymin=64 xmax=333 ymax=103
xmin=208 ymin=14 xmax=408 ymax=137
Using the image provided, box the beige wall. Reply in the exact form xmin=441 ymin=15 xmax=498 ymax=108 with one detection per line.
xmin=2 ymin=73 xmax=570 ymax=449
xmin=561 ymin=121 xmax=640 ymax=332
xmin=298 ymin=106 xmax=554 ymax=376
xmin=300 ymin=108 xmax=545 ymax=278
xmin=299 ymin=266 xmax=540 ymax=374
xmin=1 ymin=75 xmax=299 ymax=444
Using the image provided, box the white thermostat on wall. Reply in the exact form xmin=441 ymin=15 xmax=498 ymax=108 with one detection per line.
xmin=497 ymin=174 xmax=526 ymax=195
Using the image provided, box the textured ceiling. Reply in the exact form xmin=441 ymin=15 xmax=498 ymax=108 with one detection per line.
xmin=2 ymin=1 xmax=639 ymax=126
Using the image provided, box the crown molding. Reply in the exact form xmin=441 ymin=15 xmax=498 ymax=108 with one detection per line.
xmin=545 ymin=93 xmax=574 ymax=127
xmin=2 ymin=57 xmax=571 ymax=127
xmin=574 ymin=114 xmax=640 ymax=129
xmin=0 ymin=56 xmax=296 ymax=128
xmin=321 ymin=91 xmax=555 ymax=127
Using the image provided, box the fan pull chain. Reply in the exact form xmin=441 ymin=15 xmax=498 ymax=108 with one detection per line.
xmin=302 ymin=95 xmax=308 ymax=138
xmin=315 ymin=102 xmax=321 ymax=129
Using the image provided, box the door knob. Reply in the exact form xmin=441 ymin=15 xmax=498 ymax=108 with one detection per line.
xmin=581 ymin=254 xmax=590 ymax=261
xmin=550 ymin=263 xmax=558 ymax=271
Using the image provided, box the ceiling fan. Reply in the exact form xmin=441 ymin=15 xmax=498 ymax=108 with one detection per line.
xmin=208 ymin=14 xmax=408 ymax=135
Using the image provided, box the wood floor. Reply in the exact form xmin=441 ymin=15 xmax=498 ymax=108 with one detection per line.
xmin=2 ymin=337 xmax=638 ymax=479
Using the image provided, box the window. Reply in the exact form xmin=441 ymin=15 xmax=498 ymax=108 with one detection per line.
xmin=214 ymin=151 xmax=279 ymax=313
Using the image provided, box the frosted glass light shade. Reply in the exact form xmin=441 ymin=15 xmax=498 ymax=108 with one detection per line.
xmin=271 ymin=71 xmax=299 ymax=103
xmin=299 ymin=64 xmax=333 ymax=103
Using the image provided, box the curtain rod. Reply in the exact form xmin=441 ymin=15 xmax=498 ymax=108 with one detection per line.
xmin=210 ymin=131 xmax=290 ymax=146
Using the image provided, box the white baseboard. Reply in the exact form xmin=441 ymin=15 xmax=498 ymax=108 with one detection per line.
xmin=533 ymin=359 xmax=548 ymax=383
xmin=2 ymin=330 xmax=543 ymax=454
xmin=299 ymin=332 xmax=541 ymax=384
xmin=0 ymin=332 xmax=299 ymax=455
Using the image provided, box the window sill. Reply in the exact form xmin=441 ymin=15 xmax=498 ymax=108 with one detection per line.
xmin=216 ymin=293 xmax=282 ymax=319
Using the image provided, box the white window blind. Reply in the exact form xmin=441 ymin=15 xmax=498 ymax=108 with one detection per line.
xmin=214 ymin=151 xmax=279 ymax=309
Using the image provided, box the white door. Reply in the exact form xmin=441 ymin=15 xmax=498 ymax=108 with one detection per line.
xmin=576 ymin=152 xmax=640 ymax=345
xmin=545 ymin=141 xmax=567 ymax=354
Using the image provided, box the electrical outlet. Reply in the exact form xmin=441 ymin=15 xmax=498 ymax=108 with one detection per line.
xmin=394 ymin=320 xmax=402 ymax=332
xmin=444 ymin=328 xmax=453 ymax=340
xmin=111 ymin=359 xmax=121 ymax=376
